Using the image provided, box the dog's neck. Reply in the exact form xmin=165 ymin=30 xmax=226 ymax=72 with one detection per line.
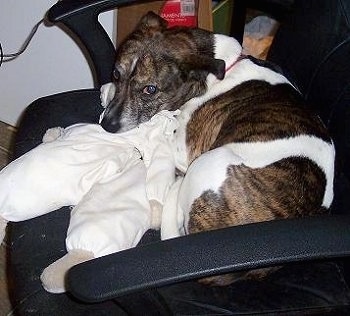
xmin=179 ymin=34 xmax=290 ymax=113
xmin=178 ymin=34 xmax=245 ymax=120
xmin=225 ymin=54 xmax=247 ymax=73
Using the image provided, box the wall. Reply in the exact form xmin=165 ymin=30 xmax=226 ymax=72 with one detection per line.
xmin=0 ymin=0 xmax=115 ymax=126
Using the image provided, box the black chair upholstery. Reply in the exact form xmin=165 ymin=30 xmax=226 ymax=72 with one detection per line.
xmin=7 ymin=0 xmax=350 ymax=314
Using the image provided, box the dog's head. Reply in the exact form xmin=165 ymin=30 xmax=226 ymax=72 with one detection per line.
xmin=100 ymin=12 xmax=225 ymax=133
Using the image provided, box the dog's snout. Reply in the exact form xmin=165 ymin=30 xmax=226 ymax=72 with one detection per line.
xmin=100 ymin=116 xmax=121 ymax=133
xmin=100 ymin=104 xmax=123 ymax=133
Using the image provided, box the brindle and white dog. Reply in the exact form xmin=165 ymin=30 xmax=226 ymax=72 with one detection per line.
xmin=100 ymin=12 xmax=335 ymax=285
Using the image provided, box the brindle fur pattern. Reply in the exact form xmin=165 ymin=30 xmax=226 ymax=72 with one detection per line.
xmin=186 ymin=81 xmax=330 ymax=163
xmin=188 ymin=158 xmax=326 ymax=233
xmin=101 ymin=13 xmax=333 ymax=286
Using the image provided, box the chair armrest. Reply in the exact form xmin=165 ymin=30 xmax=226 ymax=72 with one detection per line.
xmin=67 ymin=214 xmax=350 ymax=302
xmin=46 ymin=0 xmax=141 ymax=86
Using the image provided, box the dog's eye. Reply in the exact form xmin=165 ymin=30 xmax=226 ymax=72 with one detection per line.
xmin=113 ymin=69 xmax=120 ymax=80
xmin=143 ymin=85 xmax=157 ymax=95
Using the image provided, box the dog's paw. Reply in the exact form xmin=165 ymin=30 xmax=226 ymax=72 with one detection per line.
xmin=40 ymin=249 xmax=94 ymax=294
xmin=198 ymin=267 xmax=281 ymax=287
xmin=0 ymin=216 xmax=8 ymax=245
xmin=100 ymin=82 xmax=116 ymax=108
xmin=42 ymin=127 xmax=64 ymax=143
xmin=198 ymin=274 xmax=238 ymax=287
xmin=149 ymin=199 xmax=163 ymax=229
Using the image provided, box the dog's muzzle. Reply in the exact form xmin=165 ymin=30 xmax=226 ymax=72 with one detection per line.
xmin=99 ymin=82 xmax=122 ymax=133
xmin=99 ymin=105 xmax=122 ymax=133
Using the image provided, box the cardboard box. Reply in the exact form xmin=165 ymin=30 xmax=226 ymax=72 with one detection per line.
xmin=116 ymin=0 xmax=212 ymax=45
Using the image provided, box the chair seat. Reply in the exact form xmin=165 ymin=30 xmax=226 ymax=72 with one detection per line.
xmin=7 ymin=88 xmax=350 ymax=314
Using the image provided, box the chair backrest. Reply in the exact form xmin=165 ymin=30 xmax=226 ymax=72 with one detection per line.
xmin=47 ymin=0 xmax=141 ymax=87
xmin=267 ymin=0 xmax=350 ymax=215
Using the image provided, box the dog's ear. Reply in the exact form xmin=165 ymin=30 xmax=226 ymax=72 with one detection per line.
xmin=136 ymin=11 xmax=168 ymax=36
xmin=183 ymin=56 xmax=226 ymax=80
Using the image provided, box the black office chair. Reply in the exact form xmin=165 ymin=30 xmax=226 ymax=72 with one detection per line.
xmin=8 ymin=0 xmax=350 ymax=314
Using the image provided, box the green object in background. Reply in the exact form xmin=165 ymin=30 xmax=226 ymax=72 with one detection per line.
xmin=212 ymin=0 xmax=234 ymax=35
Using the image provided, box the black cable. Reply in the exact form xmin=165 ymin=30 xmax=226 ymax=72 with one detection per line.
xmin=0 ymin=19 xmax=44 ymax=67
xmin=0 ymin=42 xmax=3 ymax=67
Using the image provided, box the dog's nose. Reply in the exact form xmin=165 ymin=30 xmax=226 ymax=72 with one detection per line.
xmin=100 ymin=116 xmax=121 ymax=133
xmin=99 ymin=103 xmax=123 ymax=133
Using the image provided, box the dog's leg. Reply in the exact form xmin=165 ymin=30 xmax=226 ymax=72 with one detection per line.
xmin=100 ymin=82 xmax=116 ymax=108
xmin=176 ymin=147 xmax=253 ymax=286
xmin=178 ymin=147 xmax=326 ymax=286
xmin=177 ymin=146 xmax=246 ymax=233
xmin=0 ymin=216 xmax=7 ymax=245
xmin=99 ymin=82 xmax=116 ymax=124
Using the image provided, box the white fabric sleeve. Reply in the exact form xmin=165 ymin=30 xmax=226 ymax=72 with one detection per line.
xmin=0 ymin=124 xmax=137 ymax=222
xmin=161 ymin=177 xmax=185 ymax=240
xmin=66 ymin=158 xmax=152 ymax=257
xmin=140 ymin=111 xmax=179 ymax=206
xmin=145 ymin=141 xmax=176 ymax=206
